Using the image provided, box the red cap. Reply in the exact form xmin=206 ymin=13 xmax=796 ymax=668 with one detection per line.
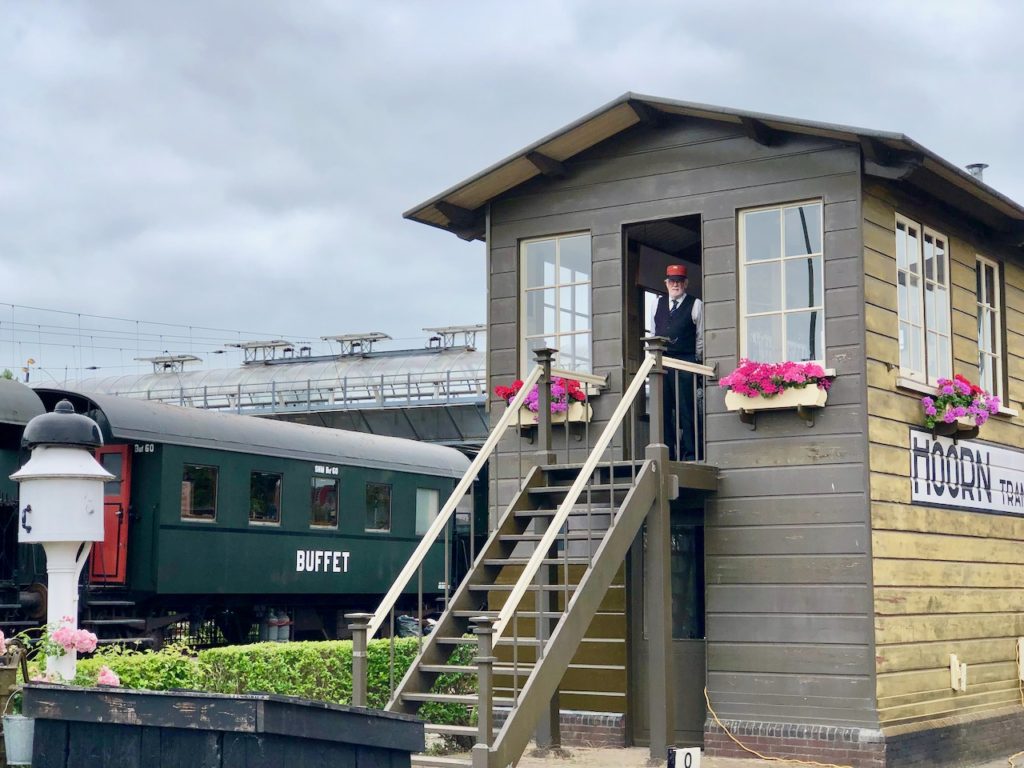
xmin=666 ymin=264 xmax=687 ymax=281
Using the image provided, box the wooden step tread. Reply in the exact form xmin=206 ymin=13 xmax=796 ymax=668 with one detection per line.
xmin=420 ymin=664 xmax=476 ymax=675
xmin=411 ymin=755 xmax=472 ymax=767
xmin=498 ymin=532 xmax=603 ymax=542
xmin=451 ymin=610 xmax=568 ymax=619
xmin=402 ymin=692 xmax=515 ymax=705
xmin=483 ymin=557 xmax=591 ymax=566
xmin=529 ymin=484 xmax=631 ymax=494
xmin=424 ymin=723 xmax=479 ymax=737
xmin=467 ymin=584 xmax=576 ymax=593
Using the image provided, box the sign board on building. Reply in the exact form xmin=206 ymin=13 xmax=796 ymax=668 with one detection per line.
xmin=910 ymin=429 xmax=1024 ymax=514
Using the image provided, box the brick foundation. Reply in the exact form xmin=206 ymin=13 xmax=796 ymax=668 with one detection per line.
xmin=704 ymin=706 xmax=1024 ymax=767
xmin=494 ymin=708 xmax=626 ymax=748
xmin=883 ymin=704 xmax=1024 ymax=767
xmin=703 ymin=718 xmax=885 ymax=768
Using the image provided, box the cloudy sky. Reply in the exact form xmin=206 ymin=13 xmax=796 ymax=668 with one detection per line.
xmin=2 ymin=1 xmax=1022 ymax=378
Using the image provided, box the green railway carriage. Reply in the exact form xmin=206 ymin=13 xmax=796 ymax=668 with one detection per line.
xmin=0 ymin=380 xmax=45 ymax=588
xmin=22 ymin=388 xmax=470 ymax=643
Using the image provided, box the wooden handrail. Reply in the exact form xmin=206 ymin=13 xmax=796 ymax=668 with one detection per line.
xmin=493 ymin=354 xmax=658 ymax=641
xmin=367 ymin=364 xmax=544 ymax=640
xmin=660 ymin=357 xmax=716 ymax=378
xmin=549 ymin=368 xmax=608 ymax=389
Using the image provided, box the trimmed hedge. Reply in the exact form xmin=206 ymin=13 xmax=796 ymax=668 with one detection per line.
xmin=73 ymin=638 xmax=475 ymax=727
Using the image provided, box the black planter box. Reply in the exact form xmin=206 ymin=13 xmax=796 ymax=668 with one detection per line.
xmin=23 ymin=684 xmax=424 ymax=768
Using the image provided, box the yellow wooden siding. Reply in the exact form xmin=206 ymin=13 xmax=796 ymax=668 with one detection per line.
xmin=864 ymin=184 xmax=1024 ymax=727
xmin=490 ymin=563 xmax=627 ymax=712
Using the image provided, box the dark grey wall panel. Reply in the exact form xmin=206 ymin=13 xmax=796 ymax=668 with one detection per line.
xmin=708 ymin=555 xmax=869 ymax=585
xmin=706 ymin=585 xmax=870 ymax=614
xmin=484 ymin=115 xmax=872 ymax=730
xmin=709 ymin=642 xmax=871 ymax=675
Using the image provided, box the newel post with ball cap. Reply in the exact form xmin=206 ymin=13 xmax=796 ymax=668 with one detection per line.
xmin=10 ymin=399 xmax=112 ymax=680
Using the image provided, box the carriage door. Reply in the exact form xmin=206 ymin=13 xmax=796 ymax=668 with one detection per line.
xmin=89 ymin=445 xmax=131 ymax=584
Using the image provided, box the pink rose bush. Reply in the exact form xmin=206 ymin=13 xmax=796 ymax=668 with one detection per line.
xmin=96 ymin=665 xmax=121 ymax=687
xmin=921 ymin=374 xmax=1000 ymax=429
xmin=41 ymin=616 xmax=98 ymax=658
xmin=719 ymin=359 xmax=832 ymax=398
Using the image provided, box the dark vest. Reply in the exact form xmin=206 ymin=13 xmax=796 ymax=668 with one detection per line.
xmin=654 ymin=293 xmax=697 ymax=357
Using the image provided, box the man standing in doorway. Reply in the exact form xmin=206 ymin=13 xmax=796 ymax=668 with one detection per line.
xmin=651 ymin=264 xmax=704 ymax=460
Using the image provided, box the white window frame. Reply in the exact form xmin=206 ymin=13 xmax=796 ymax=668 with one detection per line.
xmin=738 ymin=200 xmax=826 ymax=364
xmin=519 ymin=232 xmax=592 ymax=374
xmin=895 ymin=214 xmax=952 ymax=385
xmin=976 ymin=254 xmax=1003 ymax=399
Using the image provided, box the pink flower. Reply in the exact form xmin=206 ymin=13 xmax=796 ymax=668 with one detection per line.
xmin=50 ymin=624 xmax=76 ymax=652
xmin=96 ymin=665 xmax=120 ymax=687
xmin=0 ymin=629 xmax=6 ymax=657
xmin=74 ymin=629 xmax=98 ymax=654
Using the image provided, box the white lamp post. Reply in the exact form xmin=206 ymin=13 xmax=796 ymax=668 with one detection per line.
xmin=10 ymin=400 xmax=112 ymax=680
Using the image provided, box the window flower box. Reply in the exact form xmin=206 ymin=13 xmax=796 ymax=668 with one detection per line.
xmin=719 ymin=359 xmax=833 ymax=427
xmin=517 ymin=400 xmax=593 ymax=426
xmin=494 ymin=377 xmax=591 ymax=427
xmin=922 ymin=375 xmax=999 ymax=441
xmin=724 ymin=384 xmax=828 ymax=414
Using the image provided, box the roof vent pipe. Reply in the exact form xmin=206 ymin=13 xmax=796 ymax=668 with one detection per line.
xmin=966 ymin=163 xmax=989 ymax=181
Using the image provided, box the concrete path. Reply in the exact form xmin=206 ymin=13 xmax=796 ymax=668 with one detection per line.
xmin=505 ymin=745 xmax=1024 ymax=767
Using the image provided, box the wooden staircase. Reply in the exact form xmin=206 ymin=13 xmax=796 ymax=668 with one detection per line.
xmin=389 ymin=458 xmax=660 ymax=768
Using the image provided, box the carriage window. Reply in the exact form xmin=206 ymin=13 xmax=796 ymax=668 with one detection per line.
xmin=101 ymin=453 xmax=123 ymax=496
xmin=250 ymin=472 xmax=282 ymax=525
xmin=181 ymin=465 xmax=217 ymax=521
xmin=365 ymin=483 xmax=391 ymax=532
xmin=415 ymin=488 xmax=440 ymax=536
xmin=311 ymin=477 xmax=339 ymax=528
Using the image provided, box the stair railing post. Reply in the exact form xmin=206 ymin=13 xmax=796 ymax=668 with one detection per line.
xmin=644 ymin=337 xmax=668 ymax=450
xmin=346 ymin=613 xmax=372 ymax=708
xmin=533 ymin=348 xmax=557 ymax=466
xmin=471 ymin=616 xmax=498 ymax=768
xmin=533 ymin=562 xmax=561 ymax=750
xmin=642 ymin=336 xmax=675 ymax=762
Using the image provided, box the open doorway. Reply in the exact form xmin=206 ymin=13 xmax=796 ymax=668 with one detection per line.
xmin=623 ymin=214 xmax=704 ymax=455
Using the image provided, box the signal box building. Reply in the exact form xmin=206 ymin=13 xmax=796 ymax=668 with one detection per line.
xmin=403 ymin=95 xmax=1024 ymax=766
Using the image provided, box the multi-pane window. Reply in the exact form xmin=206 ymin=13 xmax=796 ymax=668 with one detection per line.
xmin=310 ymin=477 xmax=339 ymax=528
xmin=521 ymin=233 xmax=591 ymax=373
xmin=366 ymin=483 xmax=391 ymax=532
xmin=181 ymin=465 xmax=217 ymax=521
xmin=896 ymin=216 xmax=951 ymax=384
xmin=740 ymin=202 xmax=824 ymax=363
xmin=976 ymin=256 xmax=1003 ymax=399
xmin=250 ymin=471 xmax=282 ymax=524
xmin=415 ymin=487 xmax=440 ymax=536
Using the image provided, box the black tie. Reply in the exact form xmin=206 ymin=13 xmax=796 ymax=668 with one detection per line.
xmin=671 ymin=299 xmax=679 ymax=314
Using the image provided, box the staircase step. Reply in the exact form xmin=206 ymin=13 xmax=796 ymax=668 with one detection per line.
xmin=420 ymin=664 xmax=476 ymax=675
xmin=451 ymin=610 xmax=565 ymax=619
xmin=411 ymin=755 xmax=472 ymax=768
xmin=434 ymin=636 xmax=543 ymax=647
xmin=96 ymin=637 xmax=154 ymax=646
xmin=512 ymin=508 xmax=612 ymax=520
xmin=468 ymin=584 xmax=575 ymax=593
xmin=529 ymin=484 xmax=630 ymax=496
xmin=498 ymin=532 xmax=602 ymax=543
xmin=402 ymin=692 xmax=515 ymax=705
xmin=483 ymin=557 xmax=591 ymax=567
xmin=424 ymin=723 xmax=479 ymax=737
xmin=85 ymin=600 xmax=135 ymax=607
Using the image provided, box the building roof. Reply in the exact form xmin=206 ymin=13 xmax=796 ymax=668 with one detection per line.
xmin=35 ymin=388 xmax=470 ymax=479
xmin=405 ymin=93 xmax=1024 ymax=246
